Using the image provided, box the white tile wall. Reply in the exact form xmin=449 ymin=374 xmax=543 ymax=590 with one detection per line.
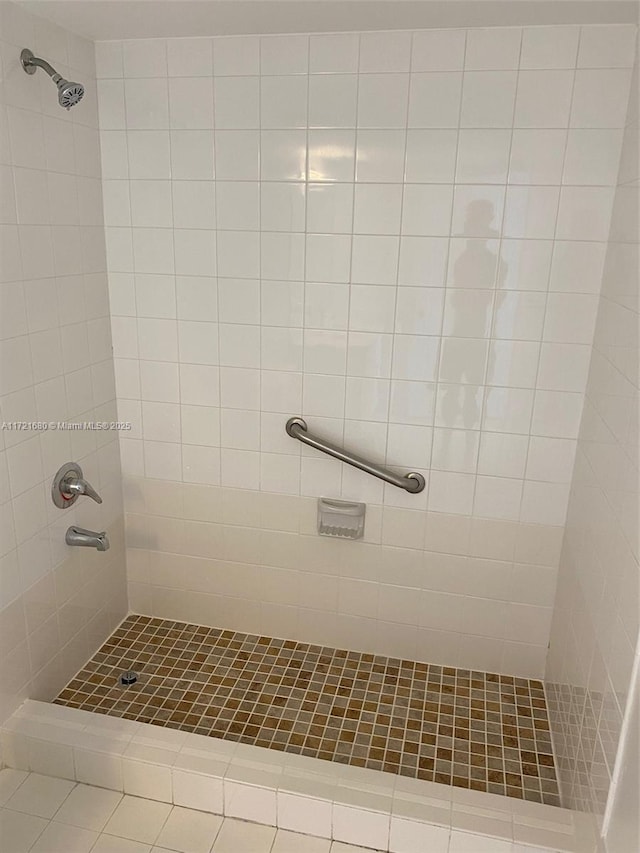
xmin=96 ymin=24 xmax=634 ymax=678
xmin=546 ymin=39 xmax=639 ymax=826
xmin=0 ymin=2 xmax=127 ymax=723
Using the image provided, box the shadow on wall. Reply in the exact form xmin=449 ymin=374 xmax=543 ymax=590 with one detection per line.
xmin=437 ymin=200 xmax=506 ymax=466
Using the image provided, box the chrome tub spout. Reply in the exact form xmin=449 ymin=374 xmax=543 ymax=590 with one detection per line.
xmin=65 ymin=525 xmax=110 ymax=551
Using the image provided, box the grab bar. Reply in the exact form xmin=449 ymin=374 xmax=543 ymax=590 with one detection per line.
xmin=285 ymin=417 xmax=426 ymax=494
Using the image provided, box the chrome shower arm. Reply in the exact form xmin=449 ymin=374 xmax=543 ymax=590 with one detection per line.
xmin=21 ymin=52 xmax=59 ymax=80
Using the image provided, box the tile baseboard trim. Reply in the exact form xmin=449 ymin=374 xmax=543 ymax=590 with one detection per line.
xmin=1 ymin=700 xmax=597 ymax=853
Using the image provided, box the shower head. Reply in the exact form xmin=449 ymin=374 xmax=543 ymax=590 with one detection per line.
xmin=21 ymin=48 xmax=85 ymax=110
xmin=57 ymin=79 xmax=85 ymax=110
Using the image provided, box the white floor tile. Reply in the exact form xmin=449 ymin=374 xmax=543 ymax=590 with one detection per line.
xmin=155 ymin=806 xmax=223 ymax=853
xmin=331 ymin=843 xmax=378 ymax=852
xmin=211 ymin=817 xmax=277 ymax=852
xmin=53 ymin=783 xmax=122 ymax=830
xmin=5 ymin=772 xmax=75 ymax=818
xmin=0 ymin=808 xmax=48 ymax=852
xmin=92 ymin=835 xmax=153 ymax=853
xmin=30 ymin=820 xmax=98 ymax=852
xmin=272 ymin=828 xmax=332 ymax=853
xmin=0 ymin=768 xmax=28 ymax=805
xmin=103 ymin=795 xmax=172 ymax=844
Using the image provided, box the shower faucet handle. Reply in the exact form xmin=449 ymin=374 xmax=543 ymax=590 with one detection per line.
xmin=62 ymin=474 xmax=102 ymax=504
xmin=52 ymin=462 xmax=103 ymax=508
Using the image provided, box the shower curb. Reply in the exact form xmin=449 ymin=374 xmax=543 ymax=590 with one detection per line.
xmin=1 ymin=700 xmax=597 ymax=853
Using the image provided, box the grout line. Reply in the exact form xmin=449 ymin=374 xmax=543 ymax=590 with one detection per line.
xmin=423 ymin=31 xmax=468 ymax=537
xmin=521 ymin=27 xmax=581 ymax=539
xmin=339 ymin=32 xmax=362 ymax=501
xmin=256 ymin=35 xmax=265 ymax=497
xmin=381 ymin=34 xmax=414 ymax=515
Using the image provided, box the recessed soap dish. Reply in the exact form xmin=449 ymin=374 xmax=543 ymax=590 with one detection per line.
xmin=317 ymin=497 xmax=365 ymax=539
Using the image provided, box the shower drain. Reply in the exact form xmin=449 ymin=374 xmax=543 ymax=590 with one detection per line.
xmin=120 ymin=670 xmax=138 ymax=686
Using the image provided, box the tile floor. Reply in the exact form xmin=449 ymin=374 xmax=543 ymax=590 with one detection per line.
xmin=0 ymin=769 xmax=363 ymax=853
xmin=55 ymin=614 xmax=560 ymax=805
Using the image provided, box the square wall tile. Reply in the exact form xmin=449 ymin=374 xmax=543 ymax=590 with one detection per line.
xmin=333 ymin=804 xmax=390 ymax=850
xmin=224 ymin=779 xmax=277 ymax=825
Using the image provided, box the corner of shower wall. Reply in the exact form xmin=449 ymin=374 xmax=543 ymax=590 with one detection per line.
xmin=545 ymin=32 xmax=639 ymax=828
xmin=0 ymin=1 xmax=128 ymax=725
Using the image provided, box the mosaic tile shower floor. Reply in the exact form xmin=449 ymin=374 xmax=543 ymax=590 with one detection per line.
xmin=54 ymin=614 xmax=560 ymax=806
